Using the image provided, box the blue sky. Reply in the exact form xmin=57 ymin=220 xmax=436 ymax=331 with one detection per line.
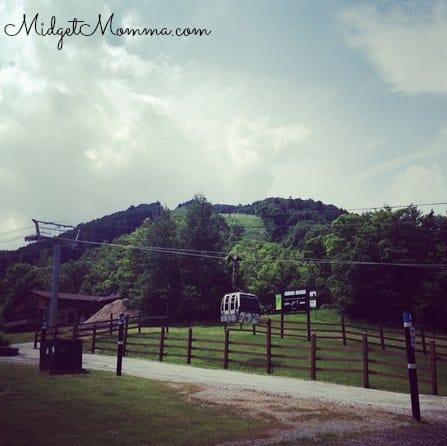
xmin=1 ymin=0 xmax=447 ymax=249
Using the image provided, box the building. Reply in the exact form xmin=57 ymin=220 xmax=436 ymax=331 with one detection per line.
xmin=4 ymin=290 xmax=120 ymax=331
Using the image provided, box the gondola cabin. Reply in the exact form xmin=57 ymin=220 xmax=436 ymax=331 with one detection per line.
xmin=220 ymin=292 xmax=261 ymax=324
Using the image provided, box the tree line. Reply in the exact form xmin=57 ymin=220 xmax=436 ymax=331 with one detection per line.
xmin=1 ymin=196 xmax=446 ymax=329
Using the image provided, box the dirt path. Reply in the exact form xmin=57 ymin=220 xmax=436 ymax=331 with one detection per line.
xmin=3 ymin=343 xmax=447 ymax=445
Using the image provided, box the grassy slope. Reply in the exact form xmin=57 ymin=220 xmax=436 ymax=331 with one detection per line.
xmin=0 ymin=365 xmax=266 ymax=446
xmin=222 ymin=213 xmax=266 ymax=241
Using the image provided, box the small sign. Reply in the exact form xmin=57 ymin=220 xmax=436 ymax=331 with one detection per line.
xmin=275 ymin=294 xmax=282 ymax=311
xmin=403 ymin=312 xmax=412 ymax=327
xmin=282 ymin=289 xmax=308 ymax=313
xmin=309 ymin=299 xmax=317 ymax=309
xmin=284 ymin=289 xmax=307 ymax=296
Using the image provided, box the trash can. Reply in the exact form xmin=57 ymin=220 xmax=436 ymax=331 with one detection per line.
xmin=39 ymin=339 xmax=83 ymax=373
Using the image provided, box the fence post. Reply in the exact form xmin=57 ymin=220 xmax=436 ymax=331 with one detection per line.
xmin=34 ymin=313 xmax=41 ymax=349
xmin=34 ymin=324 xmax=39 ymax=350
xmin=110 ymin=313 xmax=113 ymax=335
xmin=421 ymin=329 xmax=427 ymax=355
xmin=306 ymin=297 xmax=311 ymax=342
xmin=266 ymin=319 xmax=272 ymax=374
xmin=403 ymin=312 xmax=421 ymax=422
xmin=53 ymin=325 xmax=58 ymax=340
xmin=72 ymin=323 xmax=78 ymax=339
xmin=159 ymin=326 xmax=165 ymax=362
xmin=138 ymin=313 xmax=142 ymax=334
xmin=311 ymin=333 xmax=317 ymax=380
xmin=362 ymin=333 xmax=369 ymax=389
xmin=379 ymin=320 xmax=385 ymax=350
xmin=39 ymin=321 xmax=47 ymax=372
xmin=123 ymin=315 xmax=129 ymax=357
xmin=252 ymin=324 xmax=256 ymax=336
xmin=91 ymin=324 xmax=97 ymax=354
xmin=187 ymin=327 xmax=193 ymax=364
xmin=430 ymin=341 xmax=438 ymax=396
xmin=116 ymin=314 xmax=124 ymax=376
xmin=341 ymin=316 xmax=346 ymax=346
xmin=224 ymin=328 xmax=229 ymax=369
xmin=280 ymin=312 xmax=284 ymax=338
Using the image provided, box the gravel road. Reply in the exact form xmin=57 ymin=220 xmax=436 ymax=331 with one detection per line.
xmin=3 ymin=342 xmax=447 ymax=445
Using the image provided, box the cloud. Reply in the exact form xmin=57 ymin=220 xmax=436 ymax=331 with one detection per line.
xmin=387 ymin=165 xmax=447 ymax=207
xmin=0 ymin=1 xmax=314 ymax=249
xmin=341 ymin=2 xmax=447 ymax=95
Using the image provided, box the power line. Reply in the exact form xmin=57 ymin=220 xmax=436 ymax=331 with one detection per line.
xmin=239 ymin=255 xmax=447 ymax=270
xmin=50 ymin=236 xmax=447 ymax=270
xmin=55 ymin=237 xmax=228 ymax=261
xmin=0 ymin=226 xmax=34 ymax=238
xmin=348 ymin=201 xmax=447 ymax=212
xmin=0 ymin=236 xmax=28 ymax=245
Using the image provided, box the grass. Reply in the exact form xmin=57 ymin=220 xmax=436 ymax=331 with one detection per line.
xmin=0 ymin=330 xmax=35 ymax=344
xmin=26 ymin=309 xmax=447 ymax=396
xmin=116 ymin=310 xmax=447 ymax=396
xmin=0 ymin=364 xmax=267 ymax=446
xmin=222 ymin=213 xmax=266 ymax=240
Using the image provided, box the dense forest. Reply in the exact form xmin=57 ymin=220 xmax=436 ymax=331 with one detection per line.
xmin=1 ymin=195 xmax=446 ymax=329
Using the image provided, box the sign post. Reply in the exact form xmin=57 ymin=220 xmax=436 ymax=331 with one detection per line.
xmin=116 ymin=313 xmax=125 ymax=376
xmin=281 ymin=289 xmax=311 ymax=341
xmin=403 ymin=312 xmax=421 ymax=421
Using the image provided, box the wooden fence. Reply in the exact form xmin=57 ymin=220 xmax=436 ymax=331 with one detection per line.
xmin=34 ymin=314 xmax=168 ymax=351
xmin=122 ymin=319 xmax=441 ymax=395
xmin=35 ymin=315 xmax=445 ymax=396
xmin=250 ymin=316 xmax=447 ymax=359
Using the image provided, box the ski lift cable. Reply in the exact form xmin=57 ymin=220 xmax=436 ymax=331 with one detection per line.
xmin=49 ymin=236 xmax=447 ymax=270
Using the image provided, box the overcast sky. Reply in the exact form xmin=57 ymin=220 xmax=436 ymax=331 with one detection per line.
xmin=1 ymin=0 xmax=447 ymax=250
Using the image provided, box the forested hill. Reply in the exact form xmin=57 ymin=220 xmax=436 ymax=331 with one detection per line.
xmin=0 ymin=202 xmax=162 ymax=274
xmin=181 ymin=197 xmax=346 ymax=244
xmin=2 ymin=196 xmax=447 ymax=330
xmin=65 ymin=202 xmax=162 ymax=244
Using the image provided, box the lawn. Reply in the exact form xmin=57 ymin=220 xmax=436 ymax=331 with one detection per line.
xmin=0 ymin=364 xmax=267 ymax=446
xmin=222 ymin=212 xmax=266 ymax=240
xmin=118 ymin=310 xmax=447 ymax=396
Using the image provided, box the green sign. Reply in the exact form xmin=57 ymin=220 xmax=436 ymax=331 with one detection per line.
xmin=275 ymin=294 xmax=282 ymax=311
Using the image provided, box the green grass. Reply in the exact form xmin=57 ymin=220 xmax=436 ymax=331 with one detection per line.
xmin=0 ymin=364 xmax=267 ymax=446
xmin=29 ymin=309 xmax=447 ymax=397
xmin=0 ymin=330 xmax=35 ymax=344
xmin=118 ymin=310 xmax=447 ymax=396
xmin=222 ymin=213 xmax=266 ymax=240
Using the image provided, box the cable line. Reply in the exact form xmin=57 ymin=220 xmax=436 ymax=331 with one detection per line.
xmin=48 ymin=236 xmax=447 ymax=270
xmin=348 ymin=201 xmax=447 ymax=212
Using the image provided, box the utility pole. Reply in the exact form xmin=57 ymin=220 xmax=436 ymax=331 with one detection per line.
xmin=226 ymin=254 xmax=241 ymax=291
xmin=25 ymin=219 xmax=79 ymax=327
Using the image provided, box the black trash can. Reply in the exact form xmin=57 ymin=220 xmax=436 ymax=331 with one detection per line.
xmin=40 ymin=339 xmax=83 ymax=373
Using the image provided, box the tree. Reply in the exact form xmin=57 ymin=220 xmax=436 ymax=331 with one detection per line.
xmin=0 ymin=263 xmax=48 ymax=321
xmin=231 ymin=239 xmax=303 ymax=307
xmin=177 ymin=195 xmax=231 ymax=321
xmin=127 ymin=209 xmax=181 ymax=317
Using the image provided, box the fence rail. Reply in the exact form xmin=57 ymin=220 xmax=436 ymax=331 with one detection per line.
xmin=35 ymin=314 xmax=445 ymax=396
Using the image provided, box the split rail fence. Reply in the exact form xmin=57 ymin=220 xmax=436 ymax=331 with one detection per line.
xmin=35 ymin=315 xmax=446 ymax=396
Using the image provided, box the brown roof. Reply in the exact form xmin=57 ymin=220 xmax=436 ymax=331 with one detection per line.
xmin=83 ymin=299 xmax=138 ymax=325
xmin=30 ymin=290 xmax=119 ymax=303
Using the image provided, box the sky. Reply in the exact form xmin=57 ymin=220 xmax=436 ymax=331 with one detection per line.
xmin=1 ymin=0 xmax=447 ymax=250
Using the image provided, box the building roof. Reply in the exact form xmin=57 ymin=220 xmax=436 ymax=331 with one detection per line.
xmin=30 ymin=290 xmax=120 ymax=303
